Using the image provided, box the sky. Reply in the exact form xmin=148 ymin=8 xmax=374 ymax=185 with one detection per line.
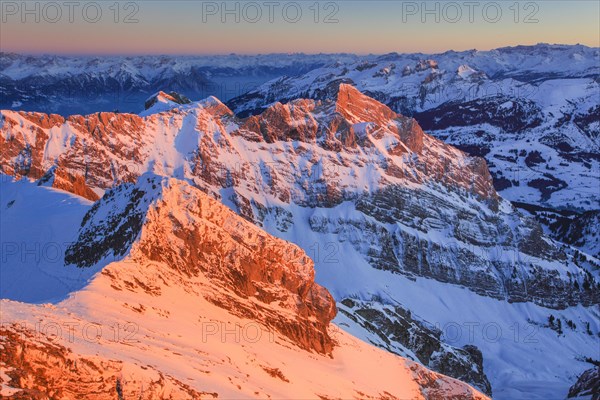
xmin=1 ymin=0 xmax=599 ymax=55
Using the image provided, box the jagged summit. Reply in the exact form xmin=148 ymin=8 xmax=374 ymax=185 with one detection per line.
xmin=65 ymin=173 xmax=337 ymax=354
xmin=142 ymin=90 xmax=192 ymax=115
xmin=195 ymin=94 xmax=235 ymax=118
xmin=236 ymin=83 xmax=429 ymax=160
xmin=144 ymin=91 xmax=191 ymax=110
xmin=335 ymin=83 xmax=398 ymax=125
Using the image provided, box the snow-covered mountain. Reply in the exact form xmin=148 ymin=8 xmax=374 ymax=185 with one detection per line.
xmin=1 ymin=174 xmax=488 ymax=399
xmin=142 ymin=90 xmax=192 ymax=115
xmin=2 ymin=85 xmax=598 ymax=398
xmin=226 ymin=44 xmax=600 ymax=244
xmin=0 ymin=52 xmax=359 ymax=115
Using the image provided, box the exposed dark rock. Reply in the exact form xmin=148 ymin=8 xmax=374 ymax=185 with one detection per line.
xmin=414 ymin=96 xmax=542 ymax=133
xmin=338 ymin=299 xmax=492 ymax=396
xmin=65 ymin=184 xmax=147 ymax=267
xmin=568 ymin=367 xmax=600 ymax=398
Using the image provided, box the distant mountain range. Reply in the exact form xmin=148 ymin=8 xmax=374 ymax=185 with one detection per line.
xmin=0 ymin=52 xmax=359 ymax=115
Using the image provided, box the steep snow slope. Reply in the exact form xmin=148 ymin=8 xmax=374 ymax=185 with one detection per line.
xmin=1 ymin=86 xmax=598 ymax=398
xmin=0 ymin=174 xmax=487 ymax=399
xmin=0 ymin=177 xmax=95 ymax=302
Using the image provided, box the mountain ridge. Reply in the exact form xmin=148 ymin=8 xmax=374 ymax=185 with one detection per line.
xmin=64 ymin=172 xmax=337 ymax=354
xmin=1 ymin=85 xmax=598 ymax=398
xmin=226 ymin=44 xmax=600 ymax=216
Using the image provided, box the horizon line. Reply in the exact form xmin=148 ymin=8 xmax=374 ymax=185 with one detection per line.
xmin=2 ymin=42 xmax=598 ymax=58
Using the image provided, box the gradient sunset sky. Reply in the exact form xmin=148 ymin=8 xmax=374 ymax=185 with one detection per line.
xmin=1 ymin=1 xmax=598 ymax=55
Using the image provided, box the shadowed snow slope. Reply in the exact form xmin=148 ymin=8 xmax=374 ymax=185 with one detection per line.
xmin=0 ymin=177 xmax=95 ymax=302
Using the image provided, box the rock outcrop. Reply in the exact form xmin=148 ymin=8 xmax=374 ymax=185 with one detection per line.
xmin=65 ymin=174 xmax=337 ymax=354
xmin=567 ymin=367 xmax=600 ymax=398
xmin=0 ymin=324 xmax=209 ymax=399
xmin=36 ymin=166 xmax=99 ymax=201
xmin=338 ymin=298 xmax=492 ymax=396
xmin=144 ymin=91 xmax=191 ymax=111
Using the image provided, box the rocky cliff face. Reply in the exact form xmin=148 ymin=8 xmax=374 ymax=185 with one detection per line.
xmin=36 ymin=166 xmax=100 ymax=201
xmin=338 ymin=298 xmax=492 ymax=396
xmin=0 ymin=110 xmax=145 ymax=191
xmin=0 ymin=323 xmax=209 ymax=399
xmin=65 ymin=174 xmax=336 ymax=354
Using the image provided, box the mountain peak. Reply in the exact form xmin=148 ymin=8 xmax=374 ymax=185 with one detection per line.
xmin=197 ymin=95 xmax=234 ymax=118
xmin=335 ymin=83 xmax=397 ymax=124
xmin=145 ymin=91 xmax=191 ymax=108
xmin=142 ymin=91 xmax=192 ymax=115
xmin=65 ymin=173 xmax=337 ymax=354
